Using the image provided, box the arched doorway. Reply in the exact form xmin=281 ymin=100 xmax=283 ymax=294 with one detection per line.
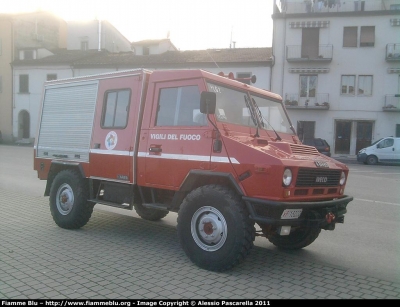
xmin=18 ymin=110 xmax=30 ymax=139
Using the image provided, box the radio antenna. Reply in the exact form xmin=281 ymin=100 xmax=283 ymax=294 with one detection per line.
xmin=206 ymin=49 xmax=220 ymax=68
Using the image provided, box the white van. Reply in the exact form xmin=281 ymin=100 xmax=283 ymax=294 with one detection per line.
xmin=357 ymin=137 xmax=400 ymax=165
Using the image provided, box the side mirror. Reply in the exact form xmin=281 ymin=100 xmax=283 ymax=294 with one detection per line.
xmin=213 ymin=139 xmax=222 ymax=153
xmin=200 ymin=91 xmax=216 ymax=114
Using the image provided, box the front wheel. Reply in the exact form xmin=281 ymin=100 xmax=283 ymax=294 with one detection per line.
xmin=177 ymin=185 xmax=255 ymax=271
xmin=366 ymin=155 xmax=378 ymax=165
xmin=49 ymin=169 xmax=93 ymax=229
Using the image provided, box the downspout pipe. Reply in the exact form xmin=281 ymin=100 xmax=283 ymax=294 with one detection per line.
xmin=98 ymin=19 xmax=101 ymax=51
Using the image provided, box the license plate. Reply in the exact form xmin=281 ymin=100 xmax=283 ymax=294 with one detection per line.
xmin=281 ymin=209 xmax=303 ymax=219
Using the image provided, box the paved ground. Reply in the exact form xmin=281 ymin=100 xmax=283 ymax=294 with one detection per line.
xmin=1 ymin=188 xmax=400 ymax=300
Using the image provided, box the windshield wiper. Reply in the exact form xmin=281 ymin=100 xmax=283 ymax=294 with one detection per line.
xmin=244 ymin=95 xmax=260 ymax=137
xmin=251 ymin=98 xmax=282 ymax=141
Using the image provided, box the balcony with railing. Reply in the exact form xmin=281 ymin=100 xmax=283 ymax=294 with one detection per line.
xmin=386 ymin=43 xmax=400 ymax=61
xmin=383 ymin=94 xmax=400 ymax=111
xmin=276 ymin=0 xmax=400 ymax=14
xmin=286 ymin=45 xmax=333 ymax=62
xmin=284 ymin=93 xmax=330 ymax=109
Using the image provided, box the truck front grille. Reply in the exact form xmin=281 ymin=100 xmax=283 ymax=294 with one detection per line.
xmin=296 ymin=168 xmax=341 ymax=187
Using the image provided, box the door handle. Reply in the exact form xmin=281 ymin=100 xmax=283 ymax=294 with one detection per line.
xmin=149 ymin=147 xmax=162 ymax=153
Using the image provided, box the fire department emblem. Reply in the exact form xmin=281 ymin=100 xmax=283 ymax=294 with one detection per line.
xmin=105 ymin=131 xmax=118 ymax=150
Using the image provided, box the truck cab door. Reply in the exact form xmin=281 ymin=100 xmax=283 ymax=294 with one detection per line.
xmin=89 ymin=74 xmax=143 ymax=183
xmin=141 ymin=81 xmax=212 ymax=188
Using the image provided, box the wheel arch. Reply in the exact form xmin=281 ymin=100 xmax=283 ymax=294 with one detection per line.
xmin=45 ymin=161 xmax=86 ymax=196
xmin=170 ymin=170 xmax=244 ymax=211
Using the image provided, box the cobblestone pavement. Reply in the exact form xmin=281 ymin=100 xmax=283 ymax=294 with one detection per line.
xmin=1 ymin=189 xmax=400 ymax=300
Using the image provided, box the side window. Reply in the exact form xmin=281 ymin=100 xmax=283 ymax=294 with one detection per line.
xmin=102 ymin=89 xmax=130 ymax=128
xmin=155 ymin=86 xmax=205 ymax=126
xmin=383 ymin=139 xmax=394 ymax=148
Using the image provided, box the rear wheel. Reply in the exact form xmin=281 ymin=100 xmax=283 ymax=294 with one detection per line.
xmin=177 ymin=185 xmax=255 ymax=271
xmin=366 ymin=155 xmax=378 ymax=165
xmin=49 ymin=169 xmax=93 ymax=229
xmin=134 ymin=203 xmax=169 ymax=221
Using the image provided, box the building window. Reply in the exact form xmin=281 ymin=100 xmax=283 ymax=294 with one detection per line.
xmin=81 ymin=41 xmax=88 ymax=51
xmin=341 ymin=75 xmax=355 ymax=95
xmin=19 ymin=50 xmax=36 ymax=60
xmin=358 ymin=75 xmax=373 ymax=96
xmin=24 ymin=50 xmax=34 ymax=60
xmin=300 ymin=75 xmax=317 ymax=98
xmin=102 ymin=89 xmax=131 ymax=128
xmin=343 ymin=26 xmax=375 ymax=48
xmin=343 ymin=27 xmax=357 ymax=47
xmin=143 ymin=46 xmax=150 ymax=55
xmin=19 ymin=75 xmax=29 ymax=93
xmin=237 ymin=72 xmax=251 ymax=85
xmin=341 ymin=75 xmax=372 ymax=96
xmin=360 ymin=26 xmax=375 ymax=47
xmin=47 ymin=74 xmax=57 ymax=81
xmin=354 ymin=0 xmax=365 ymax=11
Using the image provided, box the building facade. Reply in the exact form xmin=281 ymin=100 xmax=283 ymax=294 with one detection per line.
xmin=0 ymin=11 xmax=67 ymax=143
xmin=1 ymin=12 xmax=133 ymax=143
xmin=272 ymin=0 xmax=400 ymax=155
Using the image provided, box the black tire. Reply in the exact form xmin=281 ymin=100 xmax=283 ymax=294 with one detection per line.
xmin=265 ymin=226 xmax=321 ymax=250
xmin=134 ymin=203 xmax=169 ymax=221
xmin=177 ymin=185 xmax=255 ymax=272
xmin=49 ymin=169 xmax=93 ymax=229
xmin=366 ymin=155 xmax=378 ymax=165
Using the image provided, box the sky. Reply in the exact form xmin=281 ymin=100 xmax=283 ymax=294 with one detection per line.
xmin=1 ymin=0 xmax=274 ymax=51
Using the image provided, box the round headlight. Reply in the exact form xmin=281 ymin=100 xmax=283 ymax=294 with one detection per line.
xmin=282 ymin=168 xmax=292 ymax=187
xmin=339 ymin=171 xmax=346 ymax=185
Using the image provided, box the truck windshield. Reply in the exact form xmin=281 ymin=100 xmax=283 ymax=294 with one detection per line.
xmin=206 ymin=82 xmax=293 ymax=134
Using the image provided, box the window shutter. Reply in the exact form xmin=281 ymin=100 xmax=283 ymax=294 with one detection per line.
xmin=360 ymin=26 xmax=375 ymax=47
xmin=343 ymin=27 xmax=357 ymax=47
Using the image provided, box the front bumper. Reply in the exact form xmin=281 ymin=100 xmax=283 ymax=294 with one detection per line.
xmin=243 ymin=195 xmax=353 ymax=228
xmin=357 ymin=153 xmax=367 ymax=163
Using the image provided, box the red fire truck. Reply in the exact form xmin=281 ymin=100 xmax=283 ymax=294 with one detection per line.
xmin=34 ymin=69 xmax=353 ymax=271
